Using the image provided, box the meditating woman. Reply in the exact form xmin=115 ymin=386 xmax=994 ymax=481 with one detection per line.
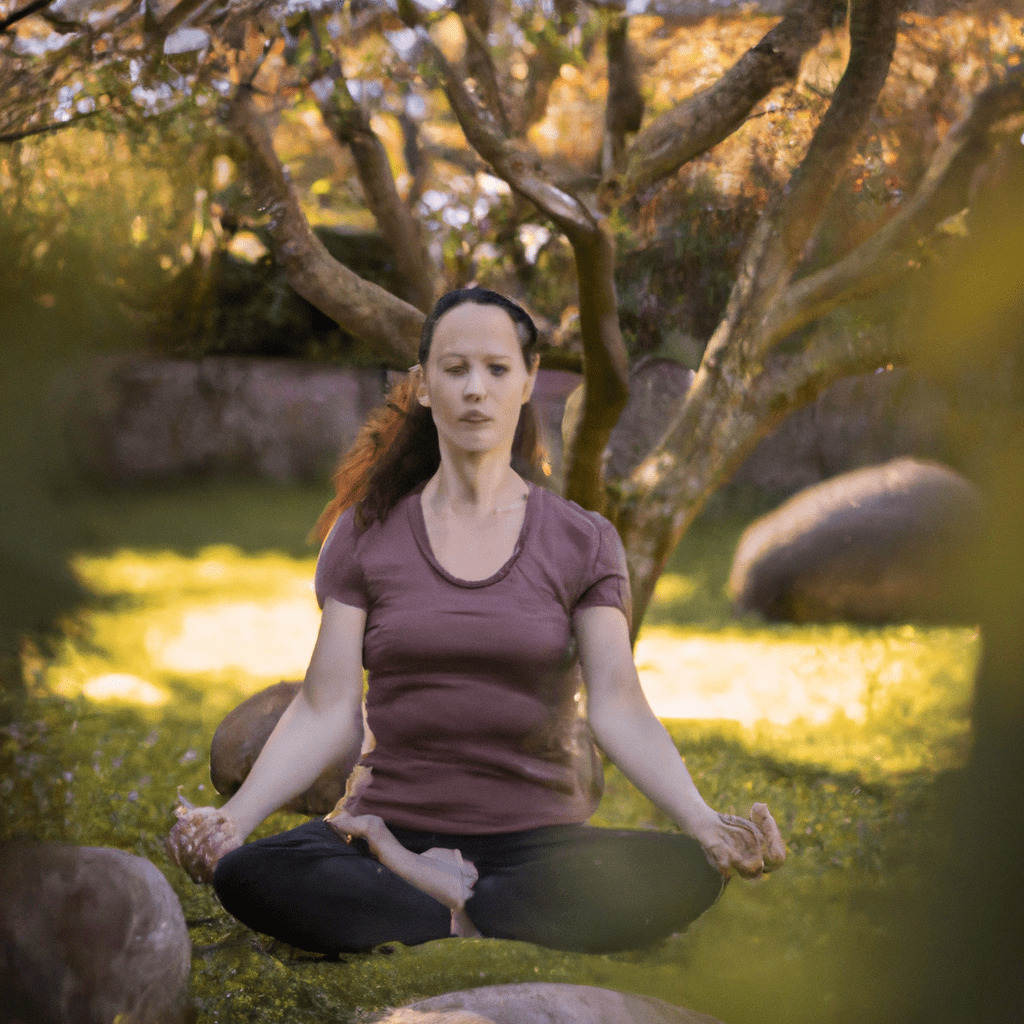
xmin=167 ymin=287 xmax=785 ymax=955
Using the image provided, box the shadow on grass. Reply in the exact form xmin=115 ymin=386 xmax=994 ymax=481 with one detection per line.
xmin=63 ymin=479 xmax=333 ymax=560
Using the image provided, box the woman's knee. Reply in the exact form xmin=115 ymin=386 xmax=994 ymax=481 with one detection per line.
xmin=211 ymin=842 xmax=262 ymax=912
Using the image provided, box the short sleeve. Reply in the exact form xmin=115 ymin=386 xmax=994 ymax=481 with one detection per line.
xmin=575 ymin=515 xmax=632 ymax=626
xmin=314 ymin=509 xmax=369 ymax=610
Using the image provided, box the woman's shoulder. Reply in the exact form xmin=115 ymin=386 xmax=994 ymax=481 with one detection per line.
xmin=319 ymin=504 xmax=361 ymax=557
xmin=534 ymin=485 xmax=615 ymax=530
xmin=529 ymin=486 xmax=629 ymax=614
xmin=531 ymin=486 xmax=622 ymax=556
xmin=322 ymin=488 xmax=419 ymax=550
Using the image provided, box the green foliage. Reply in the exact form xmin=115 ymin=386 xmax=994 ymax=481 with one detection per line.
xmin=0 ymin=482 xmax=977 ymax=1024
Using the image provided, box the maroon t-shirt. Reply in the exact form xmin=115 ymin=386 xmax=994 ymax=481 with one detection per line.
xmin=314 ymin=482 xmax=631 ymax=834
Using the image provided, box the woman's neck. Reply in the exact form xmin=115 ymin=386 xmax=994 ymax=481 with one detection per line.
xmin=424 ymin=450 xmax=526 ymax=520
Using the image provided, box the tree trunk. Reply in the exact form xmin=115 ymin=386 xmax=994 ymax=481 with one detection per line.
xmin=609 ymin=66 xmax=1024 ymax=638
xmin=606 ymin=0 xmax=902 ymax=637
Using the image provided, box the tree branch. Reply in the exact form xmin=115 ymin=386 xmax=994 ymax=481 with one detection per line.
xmin=313 ymin=59 xmax=436 ymax=313
xmin=514 ymin=21 xmax=571 ymax=135
xmin=765 ymin=70 xmax=1024 ymax=345
xmin=771 ymin=0 xmax=900 ymax=274
xmin=0 ymin=0 xmax=52 ymax=32
xmin=0 ymin=108 xmax=98 ymax=143
xmin=563 ymin=224 xmax=630 ymax=511
xmin=157 ymin=0 xmax=217 ymax=37
xmin=700 ymin=0 xmax=899 ymax=359
xmin=229 ymin=85 xmax=422 ymax=367
xmin=457 ymin=0 xmax=511 ymax=135
xmin=408 ymin=23 xmax=594 ymax=235
xmin=608 ymin=0 xmax=835 ymax=202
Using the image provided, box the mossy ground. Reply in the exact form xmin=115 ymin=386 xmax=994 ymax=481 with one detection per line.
xmin=0 ymin=483 xmax=976 ymax=1024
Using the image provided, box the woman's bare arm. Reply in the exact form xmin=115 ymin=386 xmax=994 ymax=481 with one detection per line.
xmin=574 ymin=604 xmax=785 ymax=879
xmin=167 ymin=597 xmax=366 ymax=881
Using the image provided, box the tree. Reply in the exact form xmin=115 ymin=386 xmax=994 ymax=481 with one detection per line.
xmin=3 ymin=0 xmax=1022 ymax=637
xmin=224 ymin=0 xmax=1024 ymax=636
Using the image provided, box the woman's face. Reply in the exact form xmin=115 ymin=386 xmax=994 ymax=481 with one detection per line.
xmin=418 ymin=302 xmax=537 ymax=459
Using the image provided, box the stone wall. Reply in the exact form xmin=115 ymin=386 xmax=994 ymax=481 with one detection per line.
xmin=56 ymin=356 xmax=387 ymax=486
xmin=54 ymin=356 xmax=962 ymax=496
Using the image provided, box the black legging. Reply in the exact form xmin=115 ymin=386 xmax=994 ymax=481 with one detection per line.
xmin=212 ymin=818 xmax=724 ymax=955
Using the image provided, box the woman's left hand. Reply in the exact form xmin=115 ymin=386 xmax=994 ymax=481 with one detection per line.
xmin=698 ymin=802 xmax=786 ymax=880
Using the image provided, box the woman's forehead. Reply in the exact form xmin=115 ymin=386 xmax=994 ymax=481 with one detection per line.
xmin=430 ymin=303 xmax=520 ymax=359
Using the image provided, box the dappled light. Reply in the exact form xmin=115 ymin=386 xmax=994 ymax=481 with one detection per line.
xmin=67 ymin=547 xmax=321 ymax=687
xmin=151 ymin=599 xmax=319 ymax=680
xmin=81 ymin=673 xmax=171 ymax=707
xmin=637 ymin=621 xmax=975 ymax=725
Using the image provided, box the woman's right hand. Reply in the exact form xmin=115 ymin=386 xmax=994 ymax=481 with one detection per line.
xmin=166 ymin=803 xmax=241 ymax=884
xmin=699 ymin=802 xmax=787 ymax=881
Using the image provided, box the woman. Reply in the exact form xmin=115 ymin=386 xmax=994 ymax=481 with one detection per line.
xmin=167 ymin=287 xmax=785 ymax=955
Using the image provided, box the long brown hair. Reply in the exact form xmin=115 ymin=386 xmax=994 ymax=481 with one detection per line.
xmin=312 ymin=288 xmax=546 ymax=541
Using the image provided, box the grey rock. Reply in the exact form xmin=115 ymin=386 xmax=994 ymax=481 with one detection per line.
xmin=728 ymin=458 xmax=984 ymax=624
xmin=373 ymin=982 xmax=724 ymax=1024
xmin=210 ymin=680 xmax=362 ymax=815
xmin=0 ymin=843 xmax=191 ymax=1024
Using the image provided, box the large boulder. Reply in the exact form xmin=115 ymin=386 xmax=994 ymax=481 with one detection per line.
xmin=372 ymin=983 xmax=724 ymax=1024
xmin=0 ymin=843 xmax=191 ymax=1024
xmin=728 ymin=458 xmax=984 ymax=624
xmin=210 ymin=680 xmax=363 ymax=815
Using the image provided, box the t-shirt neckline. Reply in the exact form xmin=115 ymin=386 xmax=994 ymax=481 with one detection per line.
xmin=408 ymin=481 xmax=536 ymax=588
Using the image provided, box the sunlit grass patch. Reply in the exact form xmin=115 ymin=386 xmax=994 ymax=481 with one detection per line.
xmin=71 ymin=545 xmax=319 ymax=602
xmin=640 ymin=498 xmax=977 ymax=785
xmin=52 ymin=545 xmax=322 ymax=702
xmin=636 ymin=622 xmax=976 ymax=781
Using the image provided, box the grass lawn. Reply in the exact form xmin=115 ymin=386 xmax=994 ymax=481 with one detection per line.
xmin=0 ymin=482 xmax=978 ymax=1023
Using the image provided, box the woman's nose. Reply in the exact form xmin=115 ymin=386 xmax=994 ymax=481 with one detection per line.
xmin=463 ymin=366 xmax=486 ymax=397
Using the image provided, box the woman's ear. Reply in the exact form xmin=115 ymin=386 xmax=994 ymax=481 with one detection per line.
xmin=521 ymin=355 xmax=539 ymax=404
xmin=416 ymin=374 xmax=431 ymax=408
